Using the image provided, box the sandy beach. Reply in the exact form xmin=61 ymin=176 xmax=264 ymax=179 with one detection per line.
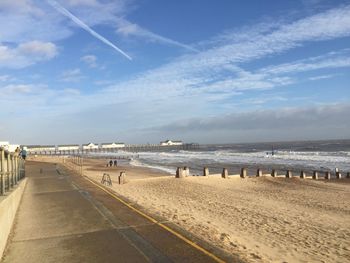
xmin=29 ymin=156 xmax=350 ymax=262
xmin=71 ymin=157 xmax=349 ymax=263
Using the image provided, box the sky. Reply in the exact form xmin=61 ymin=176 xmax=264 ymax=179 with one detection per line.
xmin=0 ymin=0 xmax=350 ymax=145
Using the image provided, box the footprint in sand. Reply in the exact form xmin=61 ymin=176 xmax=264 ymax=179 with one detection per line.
xmin=219 ymin=233 xmax=230 ymax=241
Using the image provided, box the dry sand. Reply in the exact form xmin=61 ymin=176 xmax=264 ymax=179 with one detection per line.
xmin=38 ymin=157 xmax=350 ymax=262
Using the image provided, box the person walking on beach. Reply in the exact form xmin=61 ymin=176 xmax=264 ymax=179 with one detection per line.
xmin=109 ymin=160 xmax=113 ymax=167
xmin=114 ymin=160 xmax=117 ymax=167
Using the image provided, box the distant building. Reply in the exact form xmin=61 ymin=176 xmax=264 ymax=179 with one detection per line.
xmin=0 ymin=141 xmax=9 ymax=149
xmin=160 ymin=140 xmax=183 ymax=146
xmin=26 ymin=145 xmax=56 ymax=153
xmin=57 ymin=145 xmax=80 ymax=151
xmin=101 ymin=142 xmax=125 ymax=149
xmin=82 ymin=143 xmax=99 ymax=150
xmin=0 ymin=141 xmax=21 ymax=152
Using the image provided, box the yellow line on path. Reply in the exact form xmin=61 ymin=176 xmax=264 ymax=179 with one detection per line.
xmin=84 ymin=176 xmax=226 ymax=263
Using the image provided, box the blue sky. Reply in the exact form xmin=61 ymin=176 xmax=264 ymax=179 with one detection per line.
xmin=0 ymin=0 xmax=350 ymax=144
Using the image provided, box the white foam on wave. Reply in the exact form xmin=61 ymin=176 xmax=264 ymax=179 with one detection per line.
xmin=129 ymin=159 xmax=174 ymax=174
xmin=135 ymin=150 xmax=350 ymax=171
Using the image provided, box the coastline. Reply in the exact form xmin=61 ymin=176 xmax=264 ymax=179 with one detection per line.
xmin=27 ymin=155 xmax=350 ymax=262
xmin=78 ymin=157 xmax=350 ymax=262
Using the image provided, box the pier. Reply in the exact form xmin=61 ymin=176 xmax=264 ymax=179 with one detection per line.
xmin=24 ymin=143 xmax=199 ymax=156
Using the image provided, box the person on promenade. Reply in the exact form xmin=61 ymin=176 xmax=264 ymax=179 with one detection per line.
xmin=20 ymin=148 xmax=27 ymax=160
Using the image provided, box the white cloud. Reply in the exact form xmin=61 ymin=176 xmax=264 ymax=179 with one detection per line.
xmin=107 ymin=6 xmax=350 ymax=99
xmin=0 ymin=41 xmax=58 ymax=68
xmin=0 ymin=75 xmax=10 ymax=82
xmin=116 ymin=19 xmax=198 ymax=52
xmin=64 ymin=0 xmax=98 ymax=7
xmin=2 ymin=5 xmax=350 ymax=143
xmin=62 ymin=88 xmax=80 ymax=95
xmin=145 ymin=103 xmax=350 ymax=143
xmin=0 ymin=84 xmax=33 ymax=95
xmin=60 ymin=68 xmax=84 ymax=82
xmin=260 ymin=50 xmax=350 ymax=75
xmin=81 ymin=54 xmax=97 ymax=67
xmin=308 ymin=74 xmax=338 ymax=81
xmin=17 ymin=41 xmax=58 ymax=59
xmin=47 ymin=0 xmax=132 ymax=60
xmin=0 ymin=0 xmax=42 ymax=15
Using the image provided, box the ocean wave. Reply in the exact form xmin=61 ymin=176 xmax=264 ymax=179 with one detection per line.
xmin=135 ymin=150 xmax=350 ymax=171
xmin=129 ymin=159 xmax=174 ymax=174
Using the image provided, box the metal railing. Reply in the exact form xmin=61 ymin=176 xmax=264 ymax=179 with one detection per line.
xmin=0 ymin=147 xmax=25 ymax=195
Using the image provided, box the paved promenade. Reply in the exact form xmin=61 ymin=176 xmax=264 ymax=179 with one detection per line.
xmin=2 ymin=161 xmax=226 ymax=263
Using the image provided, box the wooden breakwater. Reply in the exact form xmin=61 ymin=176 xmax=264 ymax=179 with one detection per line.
xmin=0 ymin=147 xmax=25 ymax=195
xmin=175 ymin=166 xmax=350 ymax=180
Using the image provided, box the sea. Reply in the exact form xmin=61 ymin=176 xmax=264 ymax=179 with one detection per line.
xmin=93 ymin=139 xmax=350 ymax=176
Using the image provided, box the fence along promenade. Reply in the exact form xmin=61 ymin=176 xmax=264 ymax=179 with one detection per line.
xmin=0 ymin=147 xmax=25 ymax=195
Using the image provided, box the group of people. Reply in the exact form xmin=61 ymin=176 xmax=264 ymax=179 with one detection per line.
xmin=107 ymin=159 xmax=118 ymax=167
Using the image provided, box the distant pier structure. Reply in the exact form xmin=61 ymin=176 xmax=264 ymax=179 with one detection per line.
xmin=24 ymin=140 xmax=199 ymax=156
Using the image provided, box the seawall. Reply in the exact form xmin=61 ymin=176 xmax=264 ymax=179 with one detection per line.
xmin=0 ymin=178 xmax=27 ymax=258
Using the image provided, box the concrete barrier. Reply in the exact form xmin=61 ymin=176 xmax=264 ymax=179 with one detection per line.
xmin=313 ymin=171 xmax=318 ymax=180
xmin=222 ymin=168 xmax=228 ymax=179
xmin=0 ymin=178 xmax=27 ymax=258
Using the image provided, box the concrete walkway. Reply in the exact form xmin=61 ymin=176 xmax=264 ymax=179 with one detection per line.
xmin=1 ymin=162 xmax=228 ymax=263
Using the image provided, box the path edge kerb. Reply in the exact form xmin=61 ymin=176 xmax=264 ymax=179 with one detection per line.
xmin=80 ymin=174 xmax=226 ymax=263
xmin=0 ymin=178 xmax=28 ymax=259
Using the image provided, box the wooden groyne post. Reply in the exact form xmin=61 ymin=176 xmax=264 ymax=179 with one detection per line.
xmin=325 ymin=171 xmax=331 ymax=180
xmin=312 ymin=171 xmax=318 ymax=180
xmin=256 ymin=169 xmax=262 ymax=177
xmin=184 ymin=167 xmax=190 ymax=177
xmin=203 ymin=167 xmax=209 ymax=176
xmin=271 ymin=169 xmax=277 ymax=178
xmin=176 ymin=167 xmax=185 ymax=178
xmin=335 ymin=171 xmax=342 ymax=179
xmin=119 ymin=172 xmax=126 ymax=184
xmin=240 ymin=168 xmax=247 ymax=178
xmin=222 ymin=168 xmax=228 ymax=179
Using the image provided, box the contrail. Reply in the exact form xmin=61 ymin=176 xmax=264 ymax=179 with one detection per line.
xmin=47 ymin=0 xmax=132 ymax=60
